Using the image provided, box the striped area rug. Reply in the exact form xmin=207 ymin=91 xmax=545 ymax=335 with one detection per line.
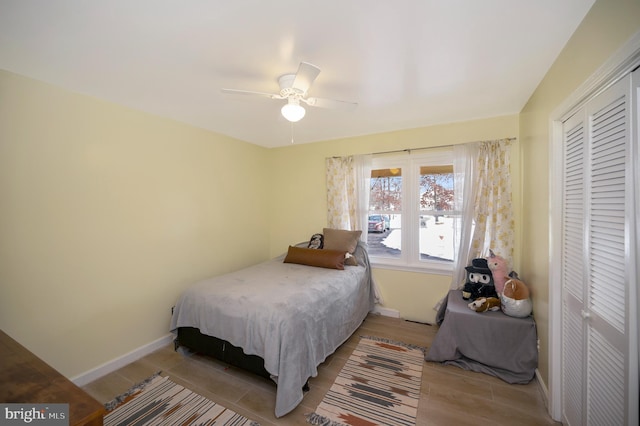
xmin=307 ymin=336 xmax=424 ymax=426
xmin=104 ymin=373 xmax=259 ymax=426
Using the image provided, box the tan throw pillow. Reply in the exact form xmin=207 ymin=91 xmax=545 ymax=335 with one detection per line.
xmin=323 ymin=228 xmax=362 ymax=266
xmin=283 ymin=246 xmax=346 ymax=270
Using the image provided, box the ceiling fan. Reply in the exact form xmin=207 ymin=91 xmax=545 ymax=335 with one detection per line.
xmin=221 ymin=62 xmax=357 ymax=122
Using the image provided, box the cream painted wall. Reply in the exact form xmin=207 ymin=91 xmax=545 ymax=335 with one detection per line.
xmin=267 ymin=115 xmax=520 ymax=324
xmin=519 ymin=0 xmax=640 ymax=396
xmin=7 ymin=0 xmax=630 ymax=383
xmin=0 ymin=70 xmax=270 ymax=378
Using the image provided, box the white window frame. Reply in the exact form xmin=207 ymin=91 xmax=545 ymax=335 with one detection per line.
xmin=368 ymin=150 xmax=456 ymax=275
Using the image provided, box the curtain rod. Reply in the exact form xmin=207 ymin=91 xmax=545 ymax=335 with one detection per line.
xmin=372 ymin=144 xmax=452 ymax=156
xmin=370 ymin=137 xmax=517 ymax=156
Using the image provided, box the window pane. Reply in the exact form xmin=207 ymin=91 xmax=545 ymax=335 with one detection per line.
xmin=419 ymin=165 xmax=455 ymax=262
xmin=370 ymin=168 xmax=402 ymax=211
xmin=367 ymin=214 xmax=401 ymax=258
xmin=419 ymin=165 xmax=454 ymax=212
xmin=419 ymin=214 xmax=455 ymax=262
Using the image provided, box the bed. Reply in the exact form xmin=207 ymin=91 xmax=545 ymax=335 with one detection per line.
xmin=169 ymin=230 xmax=375 ymax=418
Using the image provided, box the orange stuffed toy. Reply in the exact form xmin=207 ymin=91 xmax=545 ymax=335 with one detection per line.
xmin=500 ymin=277 xmax=532 ymax=317
xmin=468 ymin=297 xmax=501 ymax=313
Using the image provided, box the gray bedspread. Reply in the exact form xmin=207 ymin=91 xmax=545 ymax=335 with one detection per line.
xmin=169 ymin=243 xmax=374 ymax=417
xmin=425 ymin=290 xmax=538 ymax=384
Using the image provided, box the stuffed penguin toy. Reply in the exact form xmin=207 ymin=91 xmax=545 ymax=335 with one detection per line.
xmin=462 ymin=258 xmax=497 ymax=300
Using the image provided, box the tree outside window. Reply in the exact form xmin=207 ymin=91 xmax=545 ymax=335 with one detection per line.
xmin=419 ymin=166 xmax=455 ymax=261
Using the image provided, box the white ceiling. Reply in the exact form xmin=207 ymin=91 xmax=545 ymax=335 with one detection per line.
xmin=0 ymin=0 xmax=595 ymax=148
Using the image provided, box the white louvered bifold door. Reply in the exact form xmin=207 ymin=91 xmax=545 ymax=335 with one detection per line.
xmin=561 ymin=110 xmax=586 ymax=426
xmin=584 ymin=76 xmax=628 ymax=426
xmin=561 ymin=72 xmax=637 ymax=426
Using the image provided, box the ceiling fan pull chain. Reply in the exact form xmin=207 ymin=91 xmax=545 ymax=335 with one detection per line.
xmin=291 ymin=121 xmax=295 ymax=144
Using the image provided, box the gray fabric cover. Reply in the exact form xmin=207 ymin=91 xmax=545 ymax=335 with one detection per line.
xmin=170 ymin=243 xmax=374 ymax=418
xmin=426 ymin=290 xmax=538 ymax=384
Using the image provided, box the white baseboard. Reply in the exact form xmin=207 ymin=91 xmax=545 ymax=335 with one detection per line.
xmin=72 ymin=308 xmax=397 ymax=386
xmin=535 ymin=368 xmax=553 ymax=415
xmin=71 ymin=334 xmax=174 ymax=387
xmin=372 ymin=305 xmax=401 ymax=318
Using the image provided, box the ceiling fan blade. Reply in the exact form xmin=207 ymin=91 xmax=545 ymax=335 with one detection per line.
xmin=221 ymin=88 xmax=284 ymax=99
xmin=291 ymin=62 xmax=321 ymax=94
xmin=305 ymin=96 xmax=358 ymax=111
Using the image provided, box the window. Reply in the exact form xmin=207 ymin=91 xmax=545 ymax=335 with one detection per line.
xmin=367 ymin=151 xmax=458 ymax=273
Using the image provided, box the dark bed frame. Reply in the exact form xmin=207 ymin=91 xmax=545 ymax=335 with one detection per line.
xmin=175 ymin=327 xmax=271 ymax=379
xmin=175 ymin=327 xmax=315 ymax=393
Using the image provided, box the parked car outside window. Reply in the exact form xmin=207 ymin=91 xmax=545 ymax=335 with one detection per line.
xmin=368 ymin=215 xmax=390 ymax=233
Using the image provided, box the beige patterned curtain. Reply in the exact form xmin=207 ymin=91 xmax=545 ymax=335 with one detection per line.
xmin=445 ymin=138 xmax=515 ymax=306
xmin=471 ymin=139 xmax=514 ymax=266
xmin=325 ymin=155 xmax=371 ymax=232
xmin=326 ymin=156 xmax=356 ymax=230
xmin=326 ymin=155 xmax=382 ymax=304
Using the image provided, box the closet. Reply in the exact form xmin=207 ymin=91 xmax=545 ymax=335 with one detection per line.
xmin=559 ymin=69 xmax=638 ymax=426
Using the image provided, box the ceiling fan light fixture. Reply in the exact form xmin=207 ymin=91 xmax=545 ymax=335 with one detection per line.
xmin=281 ymin=99 xmax=306 ymax=122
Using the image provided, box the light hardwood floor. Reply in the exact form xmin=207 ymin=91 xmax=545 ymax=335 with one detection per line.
xmin=83 ymin=314 xmax=560 ymax=425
